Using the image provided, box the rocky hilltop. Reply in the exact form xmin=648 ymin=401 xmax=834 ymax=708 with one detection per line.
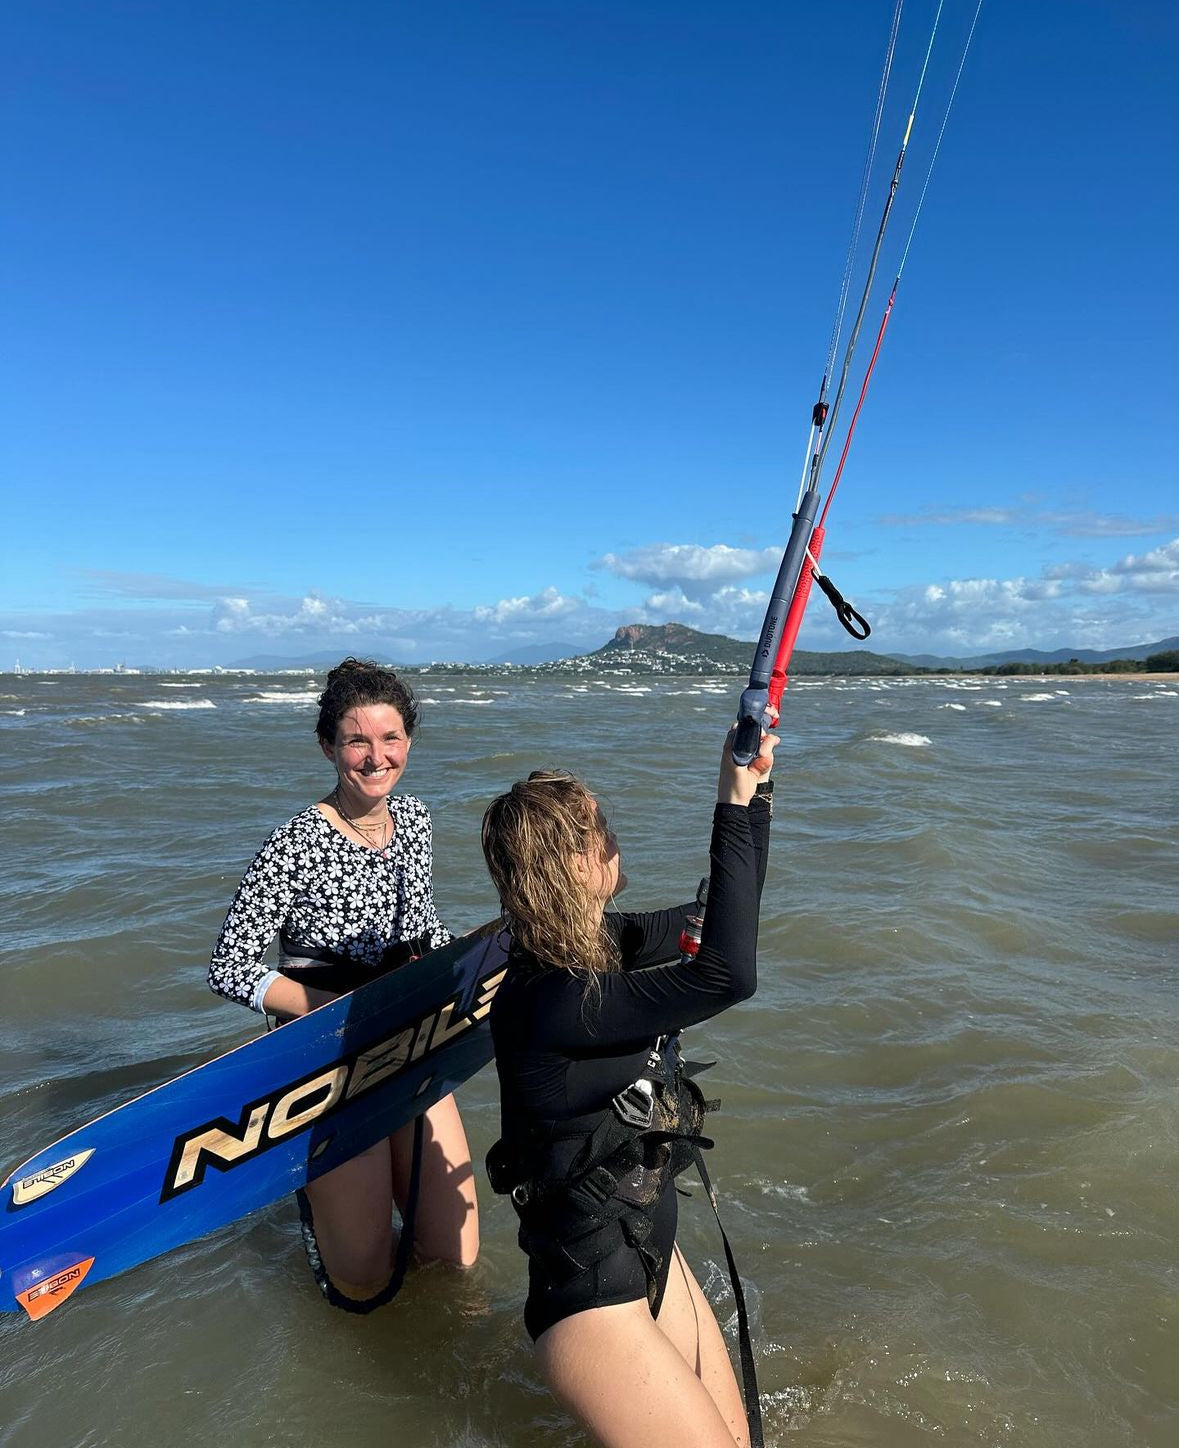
xmin=594 ymin=623 xmax=750 ymax=670
xmin=470 ymin=623 xmax=918 ymax=678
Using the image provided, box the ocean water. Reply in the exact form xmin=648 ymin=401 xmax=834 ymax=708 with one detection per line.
xmin=0 ymin=671 xmax=1175 ymax=1447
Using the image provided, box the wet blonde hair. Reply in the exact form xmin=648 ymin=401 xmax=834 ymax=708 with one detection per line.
xmin=481 ymin=771 xmax=619 ymax=980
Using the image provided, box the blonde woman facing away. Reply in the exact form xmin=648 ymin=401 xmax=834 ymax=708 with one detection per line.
xmin=481 ymin=726 xmax=777 ymax=1447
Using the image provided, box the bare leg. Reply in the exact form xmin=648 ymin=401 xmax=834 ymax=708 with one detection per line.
xmin=301 ymin=1093 xmax=479 ymax=1298
xmin=301 ymin=1139 xmax=396 ymax=1300
xmin=656 ymin=1245 xmax=750 ymax=1448
xmin=535 ymin=1298 xmax=741 ymax=1448
xmin=389 ymin=1092 xmax=480 ymax=1267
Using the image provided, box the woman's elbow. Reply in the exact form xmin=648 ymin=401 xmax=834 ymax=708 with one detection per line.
xmin=732 ymin=973 xmax=758 ymax=1006
xmin=206 ymin=963 xmax=234 ymax=1003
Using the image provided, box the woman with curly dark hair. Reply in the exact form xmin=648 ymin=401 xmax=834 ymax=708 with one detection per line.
xmin=209 ymin=658 xmax=478 ymax=1311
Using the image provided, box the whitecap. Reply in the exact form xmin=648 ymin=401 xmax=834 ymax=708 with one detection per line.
xmin=138 ymin=698 xmax=218 ymax=710
xmin=243 ymin=691 xmax=320 ymax=705
xmin=157 ymin=682 xmax=203 ymax=688
xmin=1020 ymin=693 xmax=1057 ymax=702
xmin=872 ymin=731 xmax=931 ymax=747
xmin=755 ymin=1180 xmax=813 ymax=1204
xmin=69 ymin=712 xmax=150 ymax=726
xmin=939 ymin=703 xmax=967 ymax=711
xmin=981 ymin=700 xmax=1003 ymax=707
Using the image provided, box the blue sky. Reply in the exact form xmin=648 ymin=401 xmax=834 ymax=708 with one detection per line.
xmin=2 ymin=0 xmax=1176 ymax=668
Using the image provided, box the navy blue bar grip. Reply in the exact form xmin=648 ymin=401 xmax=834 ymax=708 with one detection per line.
xmin=731 ymin=712 xmax=764 ymax=768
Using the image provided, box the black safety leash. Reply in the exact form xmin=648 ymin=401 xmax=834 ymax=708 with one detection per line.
xmin=691 ymin=1145 xmax=765 ymax=1448
xmin=388 ymin=1112 xmax=425 ymax=1296
xmin=673 ymin=1036 xmax=765 ymax=1445
xmin=814 ymin=567 xmax=871 ymax=641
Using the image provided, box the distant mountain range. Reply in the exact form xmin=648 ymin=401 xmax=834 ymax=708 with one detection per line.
xmin=892 ymin=636 xmax=1179 ymax=669
xmin=482 ymin=641 xmax=587 ymax=666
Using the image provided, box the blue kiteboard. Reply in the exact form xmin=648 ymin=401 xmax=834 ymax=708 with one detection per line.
xmin=0 ymin=924 xmax=507 ymax=1320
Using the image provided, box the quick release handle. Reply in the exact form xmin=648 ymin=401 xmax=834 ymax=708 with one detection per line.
xmin=731 ymin=699 xmax=766 ymax=767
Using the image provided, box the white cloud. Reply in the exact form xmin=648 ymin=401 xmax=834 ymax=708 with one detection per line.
xmin=212 ymin=593 xmax=382 ymax=636
xmin=1044 ymin=538 xmax=1179 ymax=596
xmin=472 ymin=586 xmax=578 ymax=624
xmin=641 ymin=588 xmax=704 ymax=618
xmin=853 ymin=538 xmax=1179 ymax=654
xmin=597 ymin=543 xmax=780 ymax=600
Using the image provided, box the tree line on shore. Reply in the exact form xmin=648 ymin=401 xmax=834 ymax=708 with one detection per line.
xmin=970 ymin=650 xmax=1179 ymax=676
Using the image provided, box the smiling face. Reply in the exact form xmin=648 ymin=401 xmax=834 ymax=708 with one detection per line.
xmin=321 ymin=703 xmax=411 ymax=809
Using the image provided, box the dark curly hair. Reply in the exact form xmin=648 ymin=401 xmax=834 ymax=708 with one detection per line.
xmin=314 ymin=658 xmax=419 ymax=745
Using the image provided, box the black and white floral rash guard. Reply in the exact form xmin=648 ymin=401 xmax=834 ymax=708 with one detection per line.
xmin=209 ymin=793 xmax=451 ymax=1012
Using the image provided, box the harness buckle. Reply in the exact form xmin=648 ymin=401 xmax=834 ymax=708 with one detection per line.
xmin=612 ymin=1078 xmax=655 ymax=1129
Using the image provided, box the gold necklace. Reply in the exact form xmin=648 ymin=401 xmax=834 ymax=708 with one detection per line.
xmin=332 ymin=787 xmax=390 ymax=850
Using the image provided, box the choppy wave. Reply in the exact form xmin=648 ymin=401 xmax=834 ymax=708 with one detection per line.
xmin=65 ymin=711 xmax=152 ymax=726
xmin=242 ymin=691 xmax=320 ymax=705
xmin=138 ymin=698 xmax=218 ymax=710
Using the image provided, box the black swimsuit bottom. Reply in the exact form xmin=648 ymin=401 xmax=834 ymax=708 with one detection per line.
xmin=523 ymin=1178 xmax=679 ymax=1341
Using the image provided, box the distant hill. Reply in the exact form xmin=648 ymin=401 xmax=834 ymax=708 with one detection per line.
xmin=597 ymin=623 xmax=751 ymax=667
xmin=483 ymin=640 xmax=588 ymax=666
xmin=894 ymin=635 xmax=1179 ymax=670
xmin=583 ymin=623 xmax=915 ymax=676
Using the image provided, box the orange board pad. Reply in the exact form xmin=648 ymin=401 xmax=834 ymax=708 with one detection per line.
xmin=16 ymin=1258 xmax=95 ymax=1320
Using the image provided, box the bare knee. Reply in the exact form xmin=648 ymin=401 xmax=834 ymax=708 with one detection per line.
xmin=330 ymin=1270 xmax=395 ymax=1303
xmin=415 ymin=1212 xmax=480 ymax=1268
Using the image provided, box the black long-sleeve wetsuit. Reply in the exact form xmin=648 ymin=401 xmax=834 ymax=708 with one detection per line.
xmin=490 ymin=797 xmax=771 ymax=1339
